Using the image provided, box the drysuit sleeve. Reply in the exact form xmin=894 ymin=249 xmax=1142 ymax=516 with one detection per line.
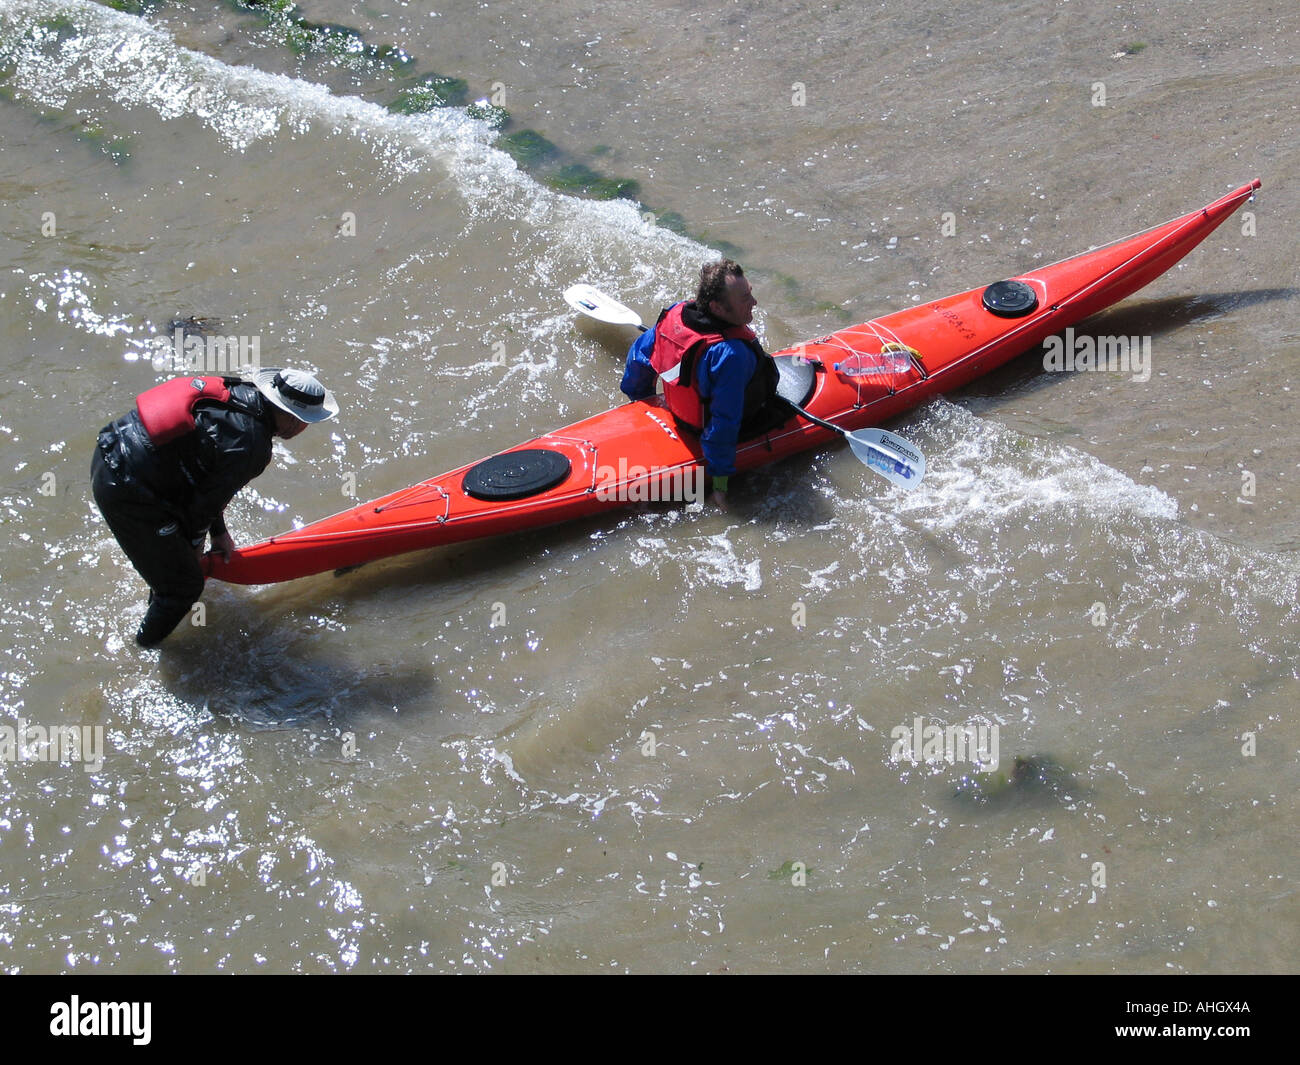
xmin=696 ymin=339 xmax=756 ymax=480
xmin=179 ymin=412 xmax=273 ymax=544
xmin=620 ymin=326 xmax=659 ymax=401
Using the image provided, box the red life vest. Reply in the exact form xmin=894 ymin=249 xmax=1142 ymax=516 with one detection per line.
xmin=136 ymin=376 xmax=240 ymax=445
xmin=649 ymin=302 xmax=766 ymax=431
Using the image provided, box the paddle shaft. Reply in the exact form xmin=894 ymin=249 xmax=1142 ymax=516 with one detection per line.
xmin=777 ymin=397 xmax=843 ymax=438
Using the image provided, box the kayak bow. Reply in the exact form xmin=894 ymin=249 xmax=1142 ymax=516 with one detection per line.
xmin=206 ymin=179 xmax=1260 ymax=585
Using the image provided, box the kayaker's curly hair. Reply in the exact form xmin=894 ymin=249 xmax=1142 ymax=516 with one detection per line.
xmin=696 ymin=259 xmax=745 ymax=310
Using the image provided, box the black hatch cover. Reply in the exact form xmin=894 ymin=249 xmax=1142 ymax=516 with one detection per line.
xmin=982 ymin=279 xmax=1039 ymax=318
xmin=463 ymin=448 xmax=572 ymax=501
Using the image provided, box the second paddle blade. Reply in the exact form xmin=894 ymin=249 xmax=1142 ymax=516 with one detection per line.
xmin=846 ymin=428 xmax=926 ymax=489
xmin=563 ymin=284 xmax=644 ymax=328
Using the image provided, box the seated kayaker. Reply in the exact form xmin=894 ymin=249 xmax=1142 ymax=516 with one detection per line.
xmin=620 ymin=259 xmax=786 ymax=507
xmin=91 ymin=368 xmax=339 ymax=648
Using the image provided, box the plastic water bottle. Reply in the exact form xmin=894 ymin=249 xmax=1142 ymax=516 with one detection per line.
xmin=833 ymin=346 xmax=915 ymax=377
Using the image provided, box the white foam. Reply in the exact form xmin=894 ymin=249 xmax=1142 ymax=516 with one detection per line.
xmin=891 ymin=400 xmax=1180 ymax=529
xmin=0 ymin=0 xmax=704 ymax=278
xmin=630 ymin=529 xmax=763 ymax=591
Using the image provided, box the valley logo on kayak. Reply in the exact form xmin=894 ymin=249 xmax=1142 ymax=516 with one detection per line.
xmin=890 ymin=717 xmax=1000 ymax=771
xmin=1042 ymin=328 xmax=1151 ymax=382
xmin=594 ymin=459 xmax=705 ymax=503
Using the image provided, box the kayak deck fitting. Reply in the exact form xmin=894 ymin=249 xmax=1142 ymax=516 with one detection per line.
xmin=205 ymin=180 xmax=1260 ymax=586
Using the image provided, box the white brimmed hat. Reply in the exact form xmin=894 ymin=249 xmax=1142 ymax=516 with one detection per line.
xmin=254 ymin=368 xmax=339 ymax=423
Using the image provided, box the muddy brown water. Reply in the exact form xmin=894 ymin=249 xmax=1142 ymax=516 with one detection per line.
xmin=0 ymin=0 xmax=1296 ymax=972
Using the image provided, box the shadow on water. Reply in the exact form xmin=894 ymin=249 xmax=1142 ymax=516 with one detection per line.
xmin=153 ymin=603 xmax=439 ymax=730
xmin=322 ymin=446 xmax=839 ymax=599
xmin=746 ymin=447 xmax=841 ymax=523
xmin=953 ymin=288 xmax=1299 ymax=401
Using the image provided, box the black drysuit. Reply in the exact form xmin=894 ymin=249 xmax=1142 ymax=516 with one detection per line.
xmin=91 ymin=383 xmax=275 ymax=645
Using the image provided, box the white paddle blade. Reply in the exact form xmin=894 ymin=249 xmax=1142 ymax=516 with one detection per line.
xmin=563 ymin=284 xmax=644 ymax=328
xmin=847 ymin=428 xmax=926 ymax=489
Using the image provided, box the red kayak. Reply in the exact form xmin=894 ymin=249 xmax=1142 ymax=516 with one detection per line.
xmin=207 ymin=179 xmax=1260 ymax=586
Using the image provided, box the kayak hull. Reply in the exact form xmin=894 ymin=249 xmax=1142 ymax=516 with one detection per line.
xmin=207 ymin=180 xmax=1260 ymax=585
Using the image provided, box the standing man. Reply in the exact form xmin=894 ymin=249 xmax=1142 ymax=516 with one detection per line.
xmin=620 ymin=259 xmax=785 ymax=507
xmin=91 ymin=368 xmax=338 ymax=647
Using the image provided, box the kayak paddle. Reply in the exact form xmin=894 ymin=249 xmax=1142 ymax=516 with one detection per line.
xmin=563 ymin=283 xmax=647 ymax=330
xmin=563 ymin=283 xmax=926 ymax=488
